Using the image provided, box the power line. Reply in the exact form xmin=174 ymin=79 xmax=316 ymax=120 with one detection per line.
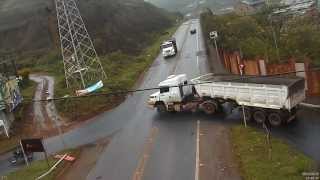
xmin=7 ymin=67 xmax=319 ymax=106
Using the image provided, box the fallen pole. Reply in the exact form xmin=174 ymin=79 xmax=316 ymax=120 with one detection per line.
xmin=300 ymin=103 xmax=320 ymax=109
xmin=35 ymin=154 xmax=67 ymax=180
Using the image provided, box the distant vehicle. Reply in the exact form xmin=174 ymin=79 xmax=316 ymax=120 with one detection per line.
xmin=45 ymin=90 xmax=49 ymax=95
xmin=190 ymin=29 xmax=196 ymax=34
xmin=160 ymin=38 xmax=177 ymax=58
xmin=147 ymin=74 xmax=305 ymax=127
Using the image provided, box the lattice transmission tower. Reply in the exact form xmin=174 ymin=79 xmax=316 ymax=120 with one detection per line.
xmin=54 ymin=0 xmax=106 ymax=89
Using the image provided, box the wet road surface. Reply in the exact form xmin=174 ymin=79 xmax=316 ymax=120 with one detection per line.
xmin=86 ymin=18 xmax=209 ymax=180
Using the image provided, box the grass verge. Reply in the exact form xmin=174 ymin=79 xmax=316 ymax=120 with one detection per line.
xmin=0 ymin=136 xmax=19 ymax=155
xmin=231 ymin=125 xmax=317 ymax=180
xmin=5 ymin=149 xmax=80 ymax=180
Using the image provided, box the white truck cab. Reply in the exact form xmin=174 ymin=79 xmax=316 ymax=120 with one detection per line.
xmin=160 ymin=39 xmax=177 ymax=58
xmin=148 ymin=74 xmax=191 ymax=111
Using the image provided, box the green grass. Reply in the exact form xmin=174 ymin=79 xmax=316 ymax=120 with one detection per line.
xmin=20 ymin=81 xmax=37 ymax=100
xmin=0 ymin=136 xmax=19 ymax=154
xmin=5 ymin=149 xmax=79 ymax=180
xmin=231 ymin=125 xmax=316 ymax=180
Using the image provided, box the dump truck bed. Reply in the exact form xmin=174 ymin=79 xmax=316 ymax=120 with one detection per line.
xmin=191 ymin=73 xmax=305 ymax=110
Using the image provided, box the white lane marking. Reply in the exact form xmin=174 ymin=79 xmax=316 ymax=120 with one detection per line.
xmin=196 ymin=24 xmax=200 ymax=75
xmin=195 ymin=120 xmax=200 ymax=180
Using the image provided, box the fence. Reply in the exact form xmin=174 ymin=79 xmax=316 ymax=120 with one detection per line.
xmin=220 ymin=51 xmax=320 ymax=96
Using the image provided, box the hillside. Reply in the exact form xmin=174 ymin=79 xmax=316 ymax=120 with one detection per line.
xmin=145 ymin=0 xmax=194 ymax=13
xmin=146 ymin=0 xmax=237 ymax=14
xmin=0 ymin=0 xmax=174 ymax=56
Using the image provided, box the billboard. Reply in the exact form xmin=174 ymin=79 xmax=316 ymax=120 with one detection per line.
xmin=3 ymin=79 xmax=23 ymax=111
xmin=20 ymin=138 xmax=45 ymax=153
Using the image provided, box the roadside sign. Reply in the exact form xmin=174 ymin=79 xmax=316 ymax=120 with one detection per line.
xmin=20 ymin=138 xmax=48 ymax=166
xmin=209 ymin=31 xmax=218 ymax=39
xmin=239 ymin=64 xmax=245 ymax=76
xmin=21 ymin=138 xmax=45 ymax=153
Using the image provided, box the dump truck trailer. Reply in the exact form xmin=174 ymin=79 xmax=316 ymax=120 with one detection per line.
xmin=147 ymin=73 xmax=306 ymax=126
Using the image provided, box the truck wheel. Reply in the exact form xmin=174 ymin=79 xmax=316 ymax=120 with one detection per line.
xmin=253 ymin=110 xmax=266 ymax=124
xmin=156 ymin=103 xmax=167 ymax=113
xmin=268 ymin=112 xmax=282 ymax=127
xmin=201 ymin=101 xmax=218 ymax=115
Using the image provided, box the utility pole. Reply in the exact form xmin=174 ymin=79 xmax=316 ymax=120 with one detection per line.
xmin=268 ymin=15 xmax=281 ymax=62
xmin=54 ymin=0 xmax=106 ymax=90
xmin=213 ymin=38 xmax=220 ymax=61
xmin=209 ymin=31 xmax=221 ymax=63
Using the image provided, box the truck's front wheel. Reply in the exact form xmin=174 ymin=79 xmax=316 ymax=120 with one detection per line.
xmin=201 ymin=101 xmax=218 ymax=115
xmin=156 ymin=103 xmax=167 ymax=113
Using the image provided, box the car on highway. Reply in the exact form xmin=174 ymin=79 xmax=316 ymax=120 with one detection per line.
xmin=190 ymin=29 xmax=196 ymax=34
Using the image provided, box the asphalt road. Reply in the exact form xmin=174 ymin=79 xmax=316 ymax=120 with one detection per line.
xmin=85 ymin=19 xmax=209 ymax=180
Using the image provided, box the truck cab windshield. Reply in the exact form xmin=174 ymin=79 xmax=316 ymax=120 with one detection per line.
xmin=161 ymin=43 xmax=173 ymax=49
xmin=160 ymin=87 xmax=170 ymax=93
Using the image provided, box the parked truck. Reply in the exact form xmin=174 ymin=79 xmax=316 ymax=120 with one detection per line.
xmin=160 ymin=38 xmax=178 ymax=58
xmin=147 ymin=73 xmax=306 ymax=126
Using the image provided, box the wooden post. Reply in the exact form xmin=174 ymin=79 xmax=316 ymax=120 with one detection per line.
xmin=44 ymin=151 xmax=50 ymax=168
xmin=242 ymin=105 xmax=247 ymax=127
xmin=19 ymin=140 xmax=29 ymax=166
xmin=42 ymin=139 xmax=50 ymax=168
xmin=263 ymin=122 xmax=272 ymax=160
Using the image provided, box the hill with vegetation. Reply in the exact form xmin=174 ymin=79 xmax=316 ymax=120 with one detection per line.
xmin=0 ymin=0 xmax=178 ymax=122
xmin=0 ymin=0 xmax=174 ymax=56
xmin=146 ymin=0 xmax=237 ymax=14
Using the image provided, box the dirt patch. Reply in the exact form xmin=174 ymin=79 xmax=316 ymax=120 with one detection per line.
xmin=55 ymin=137 xmax=110 ymax=180
xmin=199 ymin=120 xmax=241 ymax=180
xmin=25 ymin=74 xmax=125 ymax=138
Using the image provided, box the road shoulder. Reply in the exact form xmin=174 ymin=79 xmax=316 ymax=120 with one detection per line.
xmin=56 ymin=138 xmax=109 ymax=180
xmin=198 ymin=120 xmax=241 ymax=180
